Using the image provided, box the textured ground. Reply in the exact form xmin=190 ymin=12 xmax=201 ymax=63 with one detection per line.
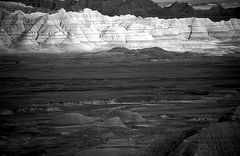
xmin=0 ymin=53 xmax=240 ymax=155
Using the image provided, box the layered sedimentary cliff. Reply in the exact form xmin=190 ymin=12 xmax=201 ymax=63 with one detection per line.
xmin=0 ymin=7 xmax=240 ymax=54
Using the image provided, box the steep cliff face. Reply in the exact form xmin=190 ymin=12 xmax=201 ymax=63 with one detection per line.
xmin=0 ymin=8 xmax=240 ymax=54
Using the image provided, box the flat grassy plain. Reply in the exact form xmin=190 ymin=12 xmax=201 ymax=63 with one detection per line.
xmin=0 ymin=52 xmax=240 ymax=155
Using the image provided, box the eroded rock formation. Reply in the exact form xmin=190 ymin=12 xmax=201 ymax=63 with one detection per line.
xmin=0 ymin=7 xmax=239 ymax=54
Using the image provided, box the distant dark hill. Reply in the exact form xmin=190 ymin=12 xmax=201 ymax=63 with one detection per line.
xmin=112 ymin=0 xmax=240 ymax=21
xmin=117 ymin=0 xmax=240 ymax=21
xmin=0 ymin=1 xmax=53 ymax=13
xmin=138 ymin=47 xmax=178 ymax=59
xmin=202 ymin=5 xmax=234 ymax=21
xmin=0 ymin=0 xmax=240 ymax=21
xmin=158 ymin=1 xmax=195 ymax=18
xmin=82 ymin=47 xmax=205 ymax=62
xmin=113 ymin=0 xmax=160 ymax=17
xmin=0 ymin=0 xmax=105 ymax=12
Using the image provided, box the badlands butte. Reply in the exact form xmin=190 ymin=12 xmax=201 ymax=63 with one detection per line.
xmin=0 ymin=1 xmax=240 ymax=54
xmin=1 ymin=1 xmax=240 ymax=156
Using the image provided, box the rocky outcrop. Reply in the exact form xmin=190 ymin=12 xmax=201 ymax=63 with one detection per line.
xmin=104 ymin=109 xmax=146 ymax=124
xmin=100 ymin=117 xmax=127 ymax=128
xmin=144 ymin=127 xmax=202 ymax=156
xmin=145 ymin=105 xmax=240 ymax=156
xmin=170 ymin=121 xmax=240 ymax=156
xmin=0 ymin=8 xmax=239 ymax=54
xmin=49 ymin=113 xmax=98 ymax=126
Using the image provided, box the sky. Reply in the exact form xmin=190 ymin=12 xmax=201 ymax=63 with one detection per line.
xmin=152 ymin=0 xmax=240 ymax=9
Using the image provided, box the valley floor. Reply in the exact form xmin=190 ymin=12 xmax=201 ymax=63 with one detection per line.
xmin=0 ymin=53 xmax=240 ymax=156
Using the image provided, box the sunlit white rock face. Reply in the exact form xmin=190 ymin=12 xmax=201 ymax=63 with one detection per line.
xmin=0 ymin=8 xmax=240 ymax=54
